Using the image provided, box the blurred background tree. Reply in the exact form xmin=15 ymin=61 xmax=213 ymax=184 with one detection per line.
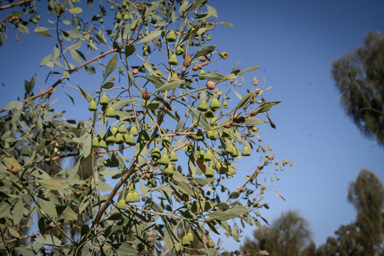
xmin=241 ymin=210 xmax=312 ymax=256
xmin=331 ymin=31 xmax=384 ymax=147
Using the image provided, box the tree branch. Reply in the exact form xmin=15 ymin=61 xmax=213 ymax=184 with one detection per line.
xmin=0 ymin=0 xmax=33 ymax=10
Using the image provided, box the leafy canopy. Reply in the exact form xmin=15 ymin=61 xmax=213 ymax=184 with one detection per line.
xmin=0 ymin=0 xmax=291 ymax=255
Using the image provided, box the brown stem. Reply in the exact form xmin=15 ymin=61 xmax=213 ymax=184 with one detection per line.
xmin=0 ymin=48 xmax=116 ymax=114
xmin=0 ymin=0 xmax=33 ymax=10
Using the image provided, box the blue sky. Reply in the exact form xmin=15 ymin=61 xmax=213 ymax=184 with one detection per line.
xmin=1 ymin=0 xmax=384 ymax=252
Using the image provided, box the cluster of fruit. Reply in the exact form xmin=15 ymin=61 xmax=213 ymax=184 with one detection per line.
xmin=116 ymin=183 xmax=141 ymax=210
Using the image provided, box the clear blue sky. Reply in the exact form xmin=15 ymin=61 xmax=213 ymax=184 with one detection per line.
xmin=1 ymin=0 xmax=384 ymax=252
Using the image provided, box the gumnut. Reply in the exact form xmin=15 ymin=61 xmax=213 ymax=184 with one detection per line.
xmin=219 ymin=52 xmax=228 ymax=59
xmin=88 ymin=100 xmax=97 ymax=111
xmin=166 ymin=30 xmax=176 ymax=42
xmin=168 ymin=53 xmax=178 ymax=65
xmin=99 ymin=93 xmax=109 ymax=105
xmin=116 ymin=199 xmax=126 ymax=209
xmin=164 ymin=164 xmax=174 ymax=176
xmin=206 ymin=80 xmax=215 ymax=90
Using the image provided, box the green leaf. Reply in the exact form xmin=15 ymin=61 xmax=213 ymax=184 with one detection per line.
xmin=172 ymin=171 xmax=194 ymax=196
xmin=206 ymin=205 xmax=249 ymax=221
xmin=244 ymin=118 xmax=264 ymax=125
xmin=160 ymin=107 xmax=179 ymax=122
xmin=217 ymin=21 xmax=234 ymax=27
xmin=189 ymin=107 xmax=211 ymax=130
xmin=199 ymin=72 xmax=225 ymax=82
xmin=216 ymin=202 xmax=230 ymax=211
xmin=229 ymin=191 xmax=240 ymax=199
xmin=75 ymin=84 xmax=92 ymax=102
xmin=155 ymin=80 xmax=184 ymax=93
xmin=140 ymin=75 xmax=164 ymax=88
xmin=136 ymin=30 xmax=162 ymax=45
xmin=85 ymin=65 xmax=96 ymax=74
xmin=125 ymin=44 xmax=135 ymax=59
xmin=128 ymin=71 xmax=139 ymax=90
xmin=112 ymin=99 xmax=135 ymax=110
xmin=34 ymin=27 xmax=53 ymax=37
xmin=70 ymin=49 xmax=82 ymax=63
xmin=193 ymin=45 xmax=216 ymax=60
xmin=151 ymin=202 xmax=164 ymax=213
xmin=3 ymin=157 xmax=21 ymax=169
xmin=240 ymin=65 xmax=260 ymax=74
xmin=235 ymin=92 xmax=254 ymax=110
xmin=1 ymin=131 xmax=12 ymax=141
xmin=102 ymin=81 xmax=114 ymax=89
xmin=38 ymin=179 xmax=63 ymax=190
xmin=15 ymin=247 xmax=35 ymax=256
xmin=257 ymin=101 xmax=282 ymax=113
xmin=82 ymin=134 xmax=91 ymax=158
xmin=68 ymin=7 xmax=83 ymax=14
xmin=99 ymin=169 xmax=118 ymax=177
xmin=8 ymin=226 xmax=20 ymax=238
xmin=61 ymin=206 xmax=78 ymax=221
xmin=3 ymin=101 xmax=20 ymax=110
xmin=38 ymin=197 xmax=57 ymax=218
xmin=103 ymin=54 xmax=118 ymax=82
xmin=0 ymin=201 xmax=11 ymax=218
xmin=116 ymin=243 xmax=138 ymax=255
xmin=12 ymin=199 xmax=24 ymax=224
xmin=40 ymin=54 xmax=53 ymax=66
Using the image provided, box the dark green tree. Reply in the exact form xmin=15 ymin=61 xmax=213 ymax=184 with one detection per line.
xmin=347 ymin=169 xmax=384 ymax=254
xmin=241 ymin=210 xmax=312 ymax=256
xmin=331 ymin=31 xmax=384 ymax=147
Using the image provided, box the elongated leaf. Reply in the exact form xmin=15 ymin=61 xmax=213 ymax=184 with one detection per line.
xmin=38 ymin=197 xmax=57 ymax=218
xmin=257 ymin=101 xmax=282 ymax=113
xmin=116 ymin=243 xmax=138 ymax=255
xmin=77 ymin=84 xmax=93 ymax=102
xmin=189 ymin=107 xmax=211 ymax=130
xmin=199 ymin=72 xmax=224 ymax=82
xmin=239 ymin=65 xmax=260 ymax=74
xmin=151 ymin=202 xmax=164 ymax=213
xmin=193 ymin=45 xmax=216 ymax=59
xmin=172 ymin=171 xmax=194 ymax=196
xmin=125 ymin=44 xmax=135 ymax=59
xmin=0 ymin=201 xmax=11 ymax=218
xmin=244 ymin=118 xmax=264 ymax=125
xmin=34 ymin=27 xmax=53 ymax=37
xmin=140 ymin=75 xmax=164 ymax=88
xmin=217 ymin=21 xmax=234 ymax=27
xmin=155 ymin=80 xmax=184 ymax=93
xmin=235 ymin=92 xmax=254 ymax=110
xmin=12 ymin=199 xmax=24 ymax=224
xmin=39 ymin=179 xmax=63 ymax=190
xmin=128 ymin=71 xmax=139 ymax=90
xmin=3 ymin=101 xmax=20 ymax=110
xmin=112 ymin=99 xmax=135 ymax=110
xmin=136 ymin=30 xmax=162 ymax=45
xmin=61 ymin=206 xmax=78 ymax=220
xmin=103 ymin=54 xmax=118 ymax=81
xmin=160 ymin=107 xmax=179 ymax=122
xmin=68 ymin=7 xmax=83 ymax=14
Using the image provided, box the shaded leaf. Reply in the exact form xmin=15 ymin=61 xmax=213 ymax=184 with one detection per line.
xmin=103 ymin=54 xmax=118 ymax=82
xmin=38 ymin=197 xmax=57 ymax=218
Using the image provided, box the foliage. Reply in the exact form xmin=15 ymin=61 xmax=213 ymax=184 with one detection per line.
xmin=347 ymin=169 xmax=384 ymax=255
xmin=331 ymin=31 xmax=384 ymax=147
xmin=0 ymin=0 xmax=291 ymax=255
xmin=241 ymin=210 xmax=311 ymax=256
xmin=301 ymin=169 xmax=384 ymax=256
